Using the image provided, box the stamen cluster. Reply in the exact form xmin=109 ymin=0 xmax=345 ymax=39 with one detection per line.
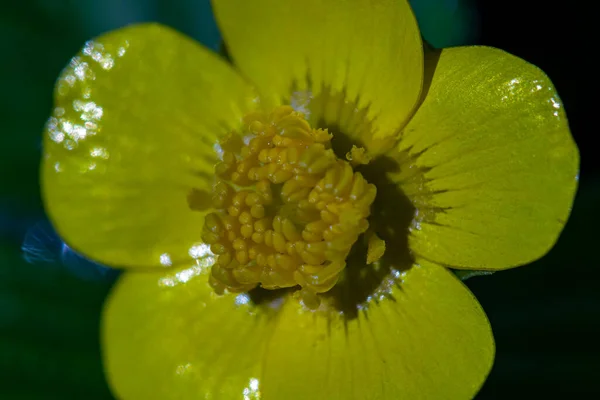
xmin=202 ymin=106 xmax=376 ymax=305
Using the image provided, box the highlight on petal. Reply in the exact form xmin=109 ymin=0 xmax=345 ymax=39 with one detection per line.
xmin=102 ymin=263 xmax=278 ymax=399
xmin=261 ymin=259 xmax=494 ymax=399
xmin=393 ymin=46 xmax=579 ymax=270
xmin=42 ymin=23 xmax=258 ymax=269
xmin=212 ymin=0 xmax=423 ymax=148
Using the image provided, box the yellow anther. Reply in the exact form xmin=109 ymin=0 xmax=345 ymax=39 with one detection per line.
xmin=227 ymin=205 xmax=240 ymax=217
xmin=272 ymin=169 xmax=294 ymax=183
xmin=219 ymin=132 xmax=244 ymax=152
xmin=249 ymin=120 xmax=264 ymax=134
xmin=236 ymin=251 xmax=249 ymax=265
xmin=222 ymin=151 xmax=236 ymax=164
xmin=293 ymin=271 xmax=307 ymax=286
xmin=307 ymin=153 xmax=336 ymax=175
xmin=281 ymin=180 xmax=306 ymax=201
xmin=254 ymin=218 xmax=271 ymax=233
xmin=250 ymin=204 xmax=265 ymax=219
xmin=233 ymin=267 xmax=260 ymax=285
xmin=256 ymin=253 xmax=267 ymax=267
xmin=299 ymin=289 xmax=321 ymax=310
xmin=276 ymin=254 xmax=296 ymax=270
xmin=281 ymin=218 xmax=301 ymax=241
xmin=220 ymin=215 xmax=235 ymax=230
xmin=312 ymin=128 xmax=332 ymax=142
xmin=320 ymin=210 xmax=337 ymax=224
xmin=302 ymin=230 xmax=323 ymax=242
xmin=238 ymin=211 xmax=252 ymax=225
xmin=286 ymin=146 xmax=300 ymax=164
xmin=251 ymin=232 xmax=264 ymax=244
xmin=201 ymin=106 xmax=377 ymax=298
xmin=300 ymin=250 xmax=326 ymax=265
xmin=257 ymin=149 xmax=270 ymax=164
xmin=248 ymin=246 xmax=258 ymax=260
xmin=299 ymin=263 xmax=322 ymax=274
xmin=305 ymin=241 xmax=328 ymax=254
xmin=240 ymin=224 xmax=253 ymax=239
xmin=256 ymin=180 xmax=272 ymax=203
xmin=226 ymin=231 xmax=237 ymax=242
xmin=346 ymin=145 xmax=372 ymax=166
xmin=334 ymin=163 xmax=354 ymax=197
xmin=267 ymin=254 xmax=277 ymax=269
xmin=268 ymin=148 xmax=279 ymax=162
xmin=248 ymin=136 xmax=269 ymax=154
xmin=212 ymin=181 xmax=234 ymax=208
xmin=245 ymin=192 xmax=262 ymax=206
xmin=272 ymin=216 xmax=283 ymax=233
xmin=204 ymin=213 xmax=222 ymax=233
xmin=305 ymin=219 xmax=328 ymax=233
xmin=232 ymin=192 xmax=248 ymax=208
xmin=201 ymin=230 xmax=221 ymax=244
xmin=264 ymin=230 xmax=274 ymax=247
xmin=293 ymin=241 xmax=306 ymax=254
xmin=313 ymin=260 xmax=345 ymax=282
xmin=366 ymin=231 xmax=386 ymax=265
xmin=232 ymin=238 xmax=246 ymax=251
xmin=272 ymin=232 xmax=287 ymax=253
xmin=307 ymin=190 xmax=321 ymax=206
xmin=210 ymin=243 xmax=227 ymax=255
xmin=217 ymin=252 xmax=232 ymax=267
xmin=215 ymin=161 xmax=234 ymax=178
xmin=350 ymin=173 xmax=367 ymax=201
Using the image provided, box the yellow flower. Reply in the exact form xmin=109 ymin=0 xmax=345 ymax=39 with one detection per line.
xmin=41 ymin=1 xmax=578 ymax=399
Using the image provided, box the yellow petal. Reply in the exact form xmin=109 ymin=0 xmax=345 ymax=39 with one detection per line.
xmin=42 ymin=23 xmax=257 ymax=268
xmin=262 ymin=259 xmax=494 ymax=399
xmin=392 ymin=47 xmax=579 ymax=270
xmin=102 ymin=263 xmax=278 ymax=399
xmin=212 ymin=0 xmax=423 ymax=146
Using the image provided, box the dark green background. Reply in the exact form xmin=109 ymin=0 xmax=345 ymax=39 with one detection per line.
xmin=1 ymin=1 xmax=595 ymax=399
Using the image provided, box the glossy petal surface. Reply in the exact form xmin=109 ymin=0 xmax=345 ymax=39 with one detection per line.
xmin=212 ymin=0 xmax=423 ymax=145
xmin=262 ymin=259 xmax=494 ymax=399
xmin=103 ymin=264 xmax=277 ymax=399
xmin=394 ymin=46 xmax=579 ymax=270
xmin=42 ymin=24 xmax=257 ymax=268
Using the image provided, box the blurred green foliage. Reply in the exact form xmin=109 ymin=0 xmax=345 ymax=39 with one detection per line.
xmin=0 ymin=243 xmax=113 ymax=399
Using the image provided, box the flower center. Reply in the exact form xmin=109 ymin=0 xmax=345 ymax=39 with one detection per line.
xmin=202 ymin=106 xmax=384 ymax=308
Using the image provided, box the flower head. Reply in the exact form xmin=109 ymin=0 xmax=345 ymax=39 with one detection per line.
xmin=41 ymin=1 xmax=578 ymax=399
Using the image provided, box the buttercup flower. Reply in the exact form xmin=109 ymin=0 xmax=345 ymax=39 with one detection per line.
xmin=41 ymin=0 xmax=579 ymax=399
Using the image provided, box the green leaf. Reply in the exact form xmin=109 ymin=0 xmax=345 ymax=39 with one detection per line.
xmin=0 ymin=244 xmax=115 ymax=399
